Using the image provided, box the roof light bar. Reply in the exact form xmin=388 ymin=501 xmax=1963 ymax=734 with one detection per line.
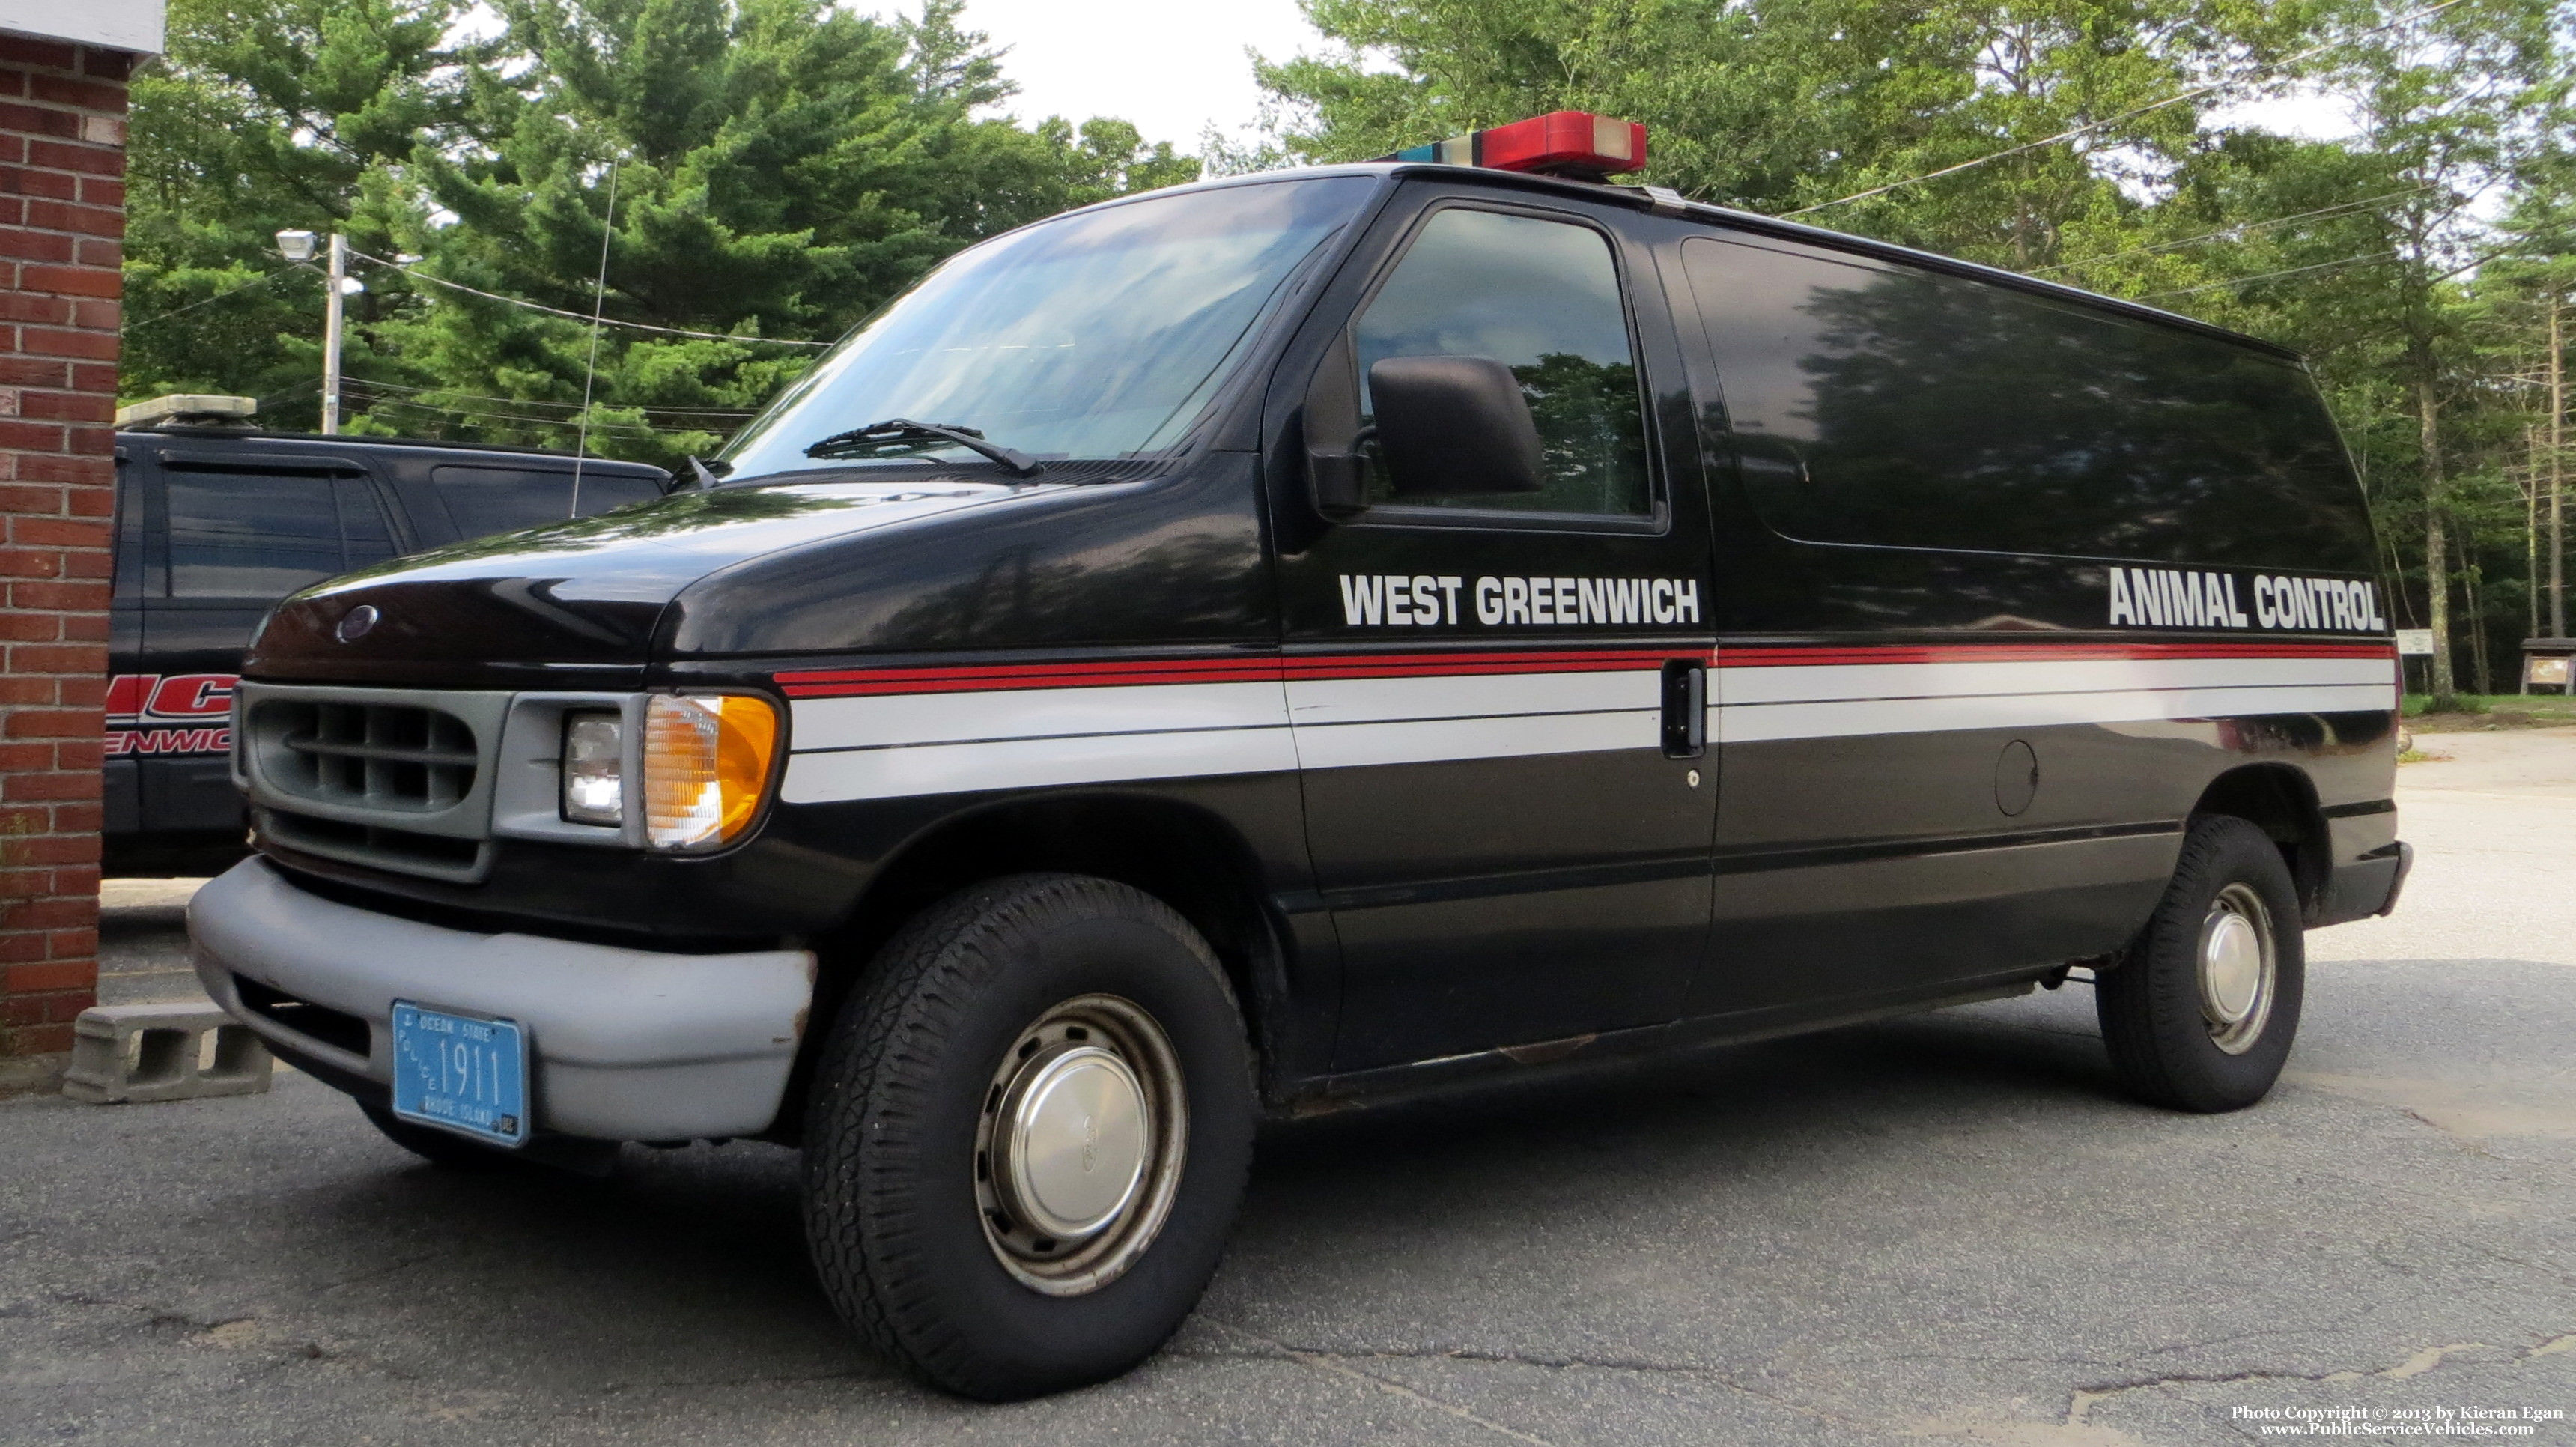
xmin=1380 ymin=110 xmax=1648 ymax=181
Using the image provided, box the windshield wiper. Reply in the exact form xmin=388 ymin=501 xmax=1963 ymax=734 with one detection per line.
xmin=803 ymin=419 xmax=1044 ymax=478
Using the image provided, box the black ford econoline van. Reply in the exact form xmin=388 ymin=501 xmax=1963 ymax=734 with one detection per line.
xmin=108 ymin=426 xmax=669 ymax=873
xmin=188 ymin=114 xmax=2408 ymax=1399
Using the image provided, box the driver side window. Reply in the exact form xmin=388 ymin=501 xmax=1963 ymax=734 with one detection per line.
xmin=1355 ymin=207 xmax=1651 ymax=516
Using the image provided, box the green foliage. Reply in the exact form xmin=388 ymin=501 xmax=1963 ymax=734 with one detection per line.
xmin=1259 ymin=0 xmax=2339 ymax=270
xmin=1259 ymin=0 xmax=2576 ymax=688
xmin=1515 ymin=353 xmax=1647 ymax=512
xmin=122 ymin=0 xmax=473 ymax=421
xmin=122 ymin=0 xmax=1199 ymax=461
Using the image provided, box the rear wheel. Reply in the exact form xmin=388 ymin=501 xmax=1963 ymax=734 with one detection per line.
xmin=801 ymin=873 xmax=1254 ymax=1399
xmin=2097 ymin=815 xmax=2305 ymax=1112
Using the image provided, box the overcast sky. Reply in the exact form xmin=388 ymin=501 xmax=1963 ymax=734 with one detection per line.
xmin=955 ymin=0 xmax=1329 ymax=151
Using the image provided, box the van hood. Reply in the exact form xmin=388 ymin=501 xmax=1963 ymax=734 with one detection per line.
xmin=246 ymin=477 xmax=1035 ymax=685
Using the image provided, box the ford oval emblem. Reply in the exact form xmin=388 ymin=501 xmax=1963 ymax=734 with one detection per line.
xmin=335 ymin=604 xmax=380 ymax=643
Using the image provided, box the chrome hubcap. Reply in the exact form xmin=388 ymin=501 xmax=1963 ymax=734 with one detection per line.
xmin=975 ymin=994 xmax=1186 ymax=1296
xmin=997 ymin=1045 xmax=1147 ymax=1239
xmin=2197 ymin=883 xmax=2276 ymax=1055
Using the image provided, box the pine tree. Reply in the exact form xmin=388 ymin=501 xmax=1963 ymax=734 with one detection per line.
xmin=362 ymin=0 xmax=1199 ymax=464
xmin=121 ymin=0 xmax=1198 ymax=459
xmin=121 ymin=0 xmax=472 ymax=424
xmin=1253 ymin=0 xmax=2331 ymax=270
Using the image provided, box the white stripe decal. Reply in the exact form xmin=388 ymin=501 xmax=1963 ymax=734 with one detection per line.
xmin=780 ymin=672 xmax=1661 ymax=801
xmin=793 ymin=680 xmax=1290 ymax=753
xmin=1716 ymin=655 xmax=2394 ymax=706
xmin=1285 ymin=668 xmax=1661 ymax=724
xmin=778 ymin=651 xmax=2396 ymax=801
xmin=780 ymin=726 xmax=1299 ymax=804
xmin=1716 ymin=683 xmax=2397 ymax=744
xmin=1292 ymin=709 xmax=1657 ymax=771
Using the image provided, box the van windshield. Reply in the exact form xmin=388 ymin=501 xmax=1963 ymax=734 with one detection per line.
xmin=719 ymin=177 xmax=1376 ymax=479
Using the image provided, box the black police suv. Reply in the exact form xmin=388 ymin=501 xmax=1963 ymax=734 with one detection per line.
xmin=109 ymin=425 xmax=669 ymax=873
xmin=187 ymin=110 xmax=2410 ymax=1399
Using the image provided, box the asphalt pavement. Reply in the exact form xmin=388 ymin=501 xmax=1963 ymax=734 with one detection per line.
xmin=4 ymin=734 xmax=2572 ymax=1446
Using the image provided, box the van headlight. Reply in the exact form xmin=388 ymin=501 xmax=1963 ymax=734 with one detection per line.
xmin=557 ymin=696 xmax=780 ymax=850
xmin=561 ymin=712 xmax=627 ymax=825
xmin=642 ymin=694 xmax=781 ymax=850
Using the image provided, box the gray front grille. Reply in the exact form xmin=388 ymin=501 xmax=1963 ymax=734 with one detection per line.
xmin=261 ymin=699 xmax=479 ymax=812
xmin=236 ymin=682 xmax=518 ymax=883
xmin=255 ymin=807 xmax=488 ymax=879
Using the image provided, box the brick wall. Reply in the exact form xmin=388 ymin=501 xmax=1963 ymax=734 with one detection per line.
xmin=0 ymin=36 xmax=125 ymax=1065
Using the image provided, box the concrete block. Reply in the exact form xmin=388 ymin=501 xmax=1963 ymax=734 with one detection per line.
xmin=61 ymin=1001 xmax=272 ymax=1104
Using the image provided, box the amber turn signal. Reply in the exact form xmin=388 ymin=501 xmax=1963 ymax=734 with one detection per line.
xmin=643 ymin=694 xmax=780 ymax=851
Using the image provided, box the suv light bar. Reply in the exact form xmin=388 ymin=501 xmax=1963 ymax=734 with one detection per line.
xmin=1380 ymin=110 xmax=1648 ymax=180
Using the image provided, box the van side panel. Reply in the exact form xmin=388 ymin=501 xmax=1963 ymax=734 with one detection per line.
xmin=105 ymin=449 xmax=146 ymax=837
xmin=1671 ymin=231 xmax=2396 ymax=1019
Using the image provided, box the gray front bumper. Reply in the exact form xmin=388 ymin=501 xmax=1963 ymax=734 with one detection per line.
xmin=189 ymin=858 xmax=816 ymax=1141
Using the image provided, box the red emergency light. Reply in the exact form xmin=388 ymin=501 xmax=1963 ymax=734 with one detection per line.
xmin=1380 ymin=110 xmax=1649 ymax=181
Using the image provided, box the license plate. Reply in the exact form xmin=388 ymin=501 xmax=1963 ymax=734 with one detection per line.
xmin=390 ymin=1001 xmax=530 ymax=1147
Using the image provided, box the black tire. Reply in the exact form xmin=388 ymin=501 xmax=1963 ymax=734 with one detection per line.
xmin=2097 ymin=815 xmax=2306 ymax=1112
xmin=359 ymin=1101 xmax=518 ymax=1171
xmin=801 ymin=873 xmax=1256 ymax=1400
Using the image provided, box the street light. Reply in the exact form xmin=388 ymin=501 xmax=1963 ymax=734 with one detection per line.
xmin=274 ymin=229 xmax=348 ymax=434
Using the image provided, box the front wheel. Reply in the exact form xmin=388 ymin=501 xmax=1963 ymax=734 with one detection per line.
xmin=2097 ymin=815 xmax=2306 ymax=1112
xmin=801 ymin=874 xmax=1254 ymax=1399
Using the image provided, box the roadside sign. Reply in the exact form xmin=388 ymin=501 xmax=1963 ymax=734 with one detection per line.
xmin=2394 ymin=629 xmax=2436 ymax=655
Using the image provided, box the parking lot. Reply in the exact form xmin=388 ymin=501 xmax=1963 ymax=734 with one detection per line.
xmin=4 ymin=731 xmax=2572 ymax=1446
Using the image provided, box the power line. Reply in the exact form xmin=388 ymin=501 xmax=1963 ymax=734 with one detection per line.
xmin=2028 ymin=185 xmax=2437 ymax=276
xmin=125 ymin=264 xmax=304 ymax=331
xmin=350 ymin=389 xmax=666 ymax=435
xmin=2134 ymin=249 xmax=2400 ymax=299
xmin=254 ymin=376 xmax=323 ymax=407
xmin=345 ymin=249 xmax=835 ymax=348
xmin=2134 ymin=231 xmax=2531 ymax=300
xmin=353 ymin=376 xmax=757 ymax=418
xmin=1783 ymin=0 xmax=2479 ymax=218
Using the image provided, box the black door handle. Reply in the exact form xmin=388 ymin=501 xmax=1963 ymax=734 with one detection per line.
xmin=1660 ymin=658 xmax=1706 ymax=759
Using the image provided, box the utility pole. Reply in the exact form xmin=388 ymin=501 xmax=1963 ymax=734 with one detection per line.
xmin=2526 ymin=420 xmax=2541 ymax=669
xmin=2419 ymin=369 xmax=2456 ymax=708
xmin=2551 ymin=294 xmax=2566 ymax=639
xmin=321 ymin=232 xmax=348 ymax=436
xmin=273 ymin=229 xmax=354 ymax=435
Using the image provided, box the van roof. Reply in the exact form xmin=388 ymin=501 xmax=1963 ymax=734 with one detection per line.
xmin=1107 ymin=163 xmax=2306 ymax=365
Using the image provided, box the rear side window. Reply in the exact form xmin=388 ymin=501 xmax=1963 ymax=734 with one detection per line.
xmin=1680 ymin=237 xmax=2375 ymax=571
xmin=165 ymin=473 xmax=398 ymax=597
xmin=432 ymin=466 xmax=662 ymax=542
xmin=1355 ymin=207 xmax=1651 ymax=516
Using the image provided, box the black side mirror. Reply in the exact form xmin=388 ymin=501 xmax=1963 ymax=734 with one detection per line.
xmin=1304 ymin=342 xmax=1367 ymax=515
xmin=1369 ymin=355 xmax=1546 ymax=499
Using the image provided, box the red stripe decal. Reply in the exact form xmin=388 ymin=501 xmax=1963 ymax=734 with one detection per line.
xmin=783 ymin=667 xmax=1283 ymax=699
xmin=1715 ymin=641 xmax=2393 ymax=667
xmin=779 ymin=640 xmax=2393 ymax=697
xmin=779 ymin=647 xmax=1678 ymax=698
